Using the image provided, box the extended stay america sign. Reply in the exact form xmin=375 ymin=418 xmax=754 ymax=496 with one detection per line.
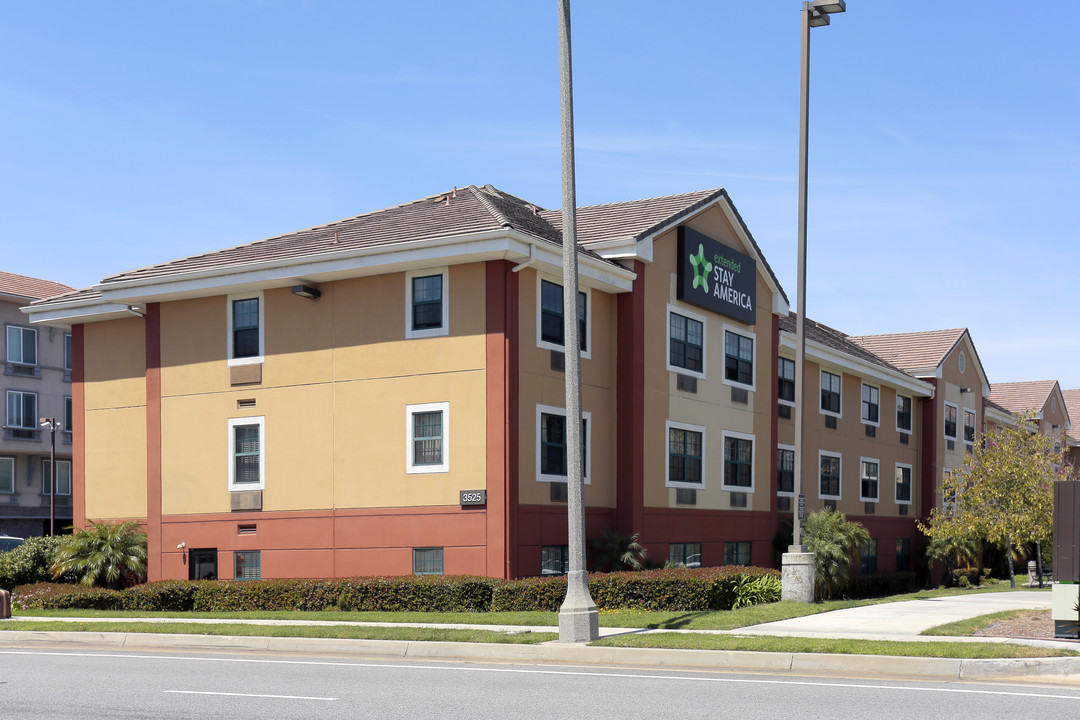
xmin=676 ymin=226 xmax=757 ymax=325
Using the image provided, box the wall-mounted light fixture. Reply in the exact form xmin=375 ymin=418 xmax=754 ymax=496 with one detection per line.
xmin=291 ymin=285 xmax=321 ymax=300
xmin=960 ymin=387 xmax=974 ymax=393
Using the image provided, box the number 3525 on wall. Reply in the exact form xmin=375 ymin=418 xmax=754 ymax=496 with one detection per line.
xmin=459 ymin=490 xmax=487 ymax=506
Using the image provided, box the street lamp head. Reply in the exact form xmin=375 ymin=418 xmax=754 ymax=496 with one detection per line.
xmin=808 ymin=12 xmax=831 ymax=27
xmin=812 ymin=0 xmax=846 ymax=13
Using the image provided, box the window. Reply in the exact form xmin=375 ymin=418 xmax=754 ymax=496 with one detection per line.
xmin=820 ymin=371 xmax=841 ymax=415
xmin=668 ymin=542 xmax=702 ymax=568
xmin=541 ymin=545 xmax=569 ymax=575
xmin=895 ymin=464 xmax=912 ymax=504
xmin=42 ymin=459 xmax=72 ymax=496
xmin=64 ymin=397 xmax=73 ymax=435
xmin=944 ymin=402 xmax=958 ymax=439
xmin=227 ymin=293 xmax=263 ymax=365
xmin=861 ymin=540 xmax=878 ymax=574
xmin=861 ymin=384 xmax=879 ymax=425
xmin=666 ymin=421 xmax=704 ymax=488
xmin=777 ymin=446 xmax=795 ymax=495
xmin=963 ymin=409 xmax=976 ymax=443
xmin=537 ymin=405 xmax=590 ymax=483
xmin=778 ymin=357 xmax=795 ymax=404
xmin=724 ymin=541 xmax=751 ymax=566
xmin=413 ymin=547 xmax=444 ymax=575
xmin=896 ymin=395 xmax=912 ymax=433
xmin=819 ymin=451 xmax=841 ymax=499
xmin=406 ymin=402 xmax=449 ymax=473
xmin=722 ymin=431 xmax=754 ymax=491
xmin=538 ymin=279 xmax=588 ymax=355
xmin=667 ymin=306 xmax=705 ymax=377
xmin=723 ymin=328 xmax=754 ymax=388
xmin=860 ymin=459 xmax=879 ymax=502
xmin=6 ymin=390 xmax=37 ymax=429
xmin=234 ymin=550 xmax=261 ymax=580
xmin=64 ymin=334 xmax=73 ymax=376
xmin=0 ymin=457 xmax=13 ymax=494
xmin=896 ymin=538 xmax=911 ymax=572
xmin=227 ymin=417 xmax=264 ymax=491
xmin=406 ymin=268 xmax=449 ymax=338
xmin=6 ymin=325 xmax=37 ymax=366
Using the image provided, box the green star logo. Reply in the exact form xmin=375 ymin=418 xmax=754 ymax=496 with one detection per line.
xmin=689 ymin=244 xmax=712 ymax=293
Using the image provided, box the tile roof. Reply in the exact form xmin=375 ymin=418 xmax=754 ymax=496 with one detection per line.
xmin=779 ymin=313 xmax=914 ymax=377
xmin=1062 ymin=388 xmax=1080 ymax=439
xmin=984 ymin=398 xmax=1013 ymax=417
xmin=28 ymin=287 xmax=102 ymax=306
xmin=0 ymin=271 xmax=74 ymax=301
xmin=847 ymin=328 xmax=968 ymax=373
xmin=989 ymin=380 xmax=1058 ymax=415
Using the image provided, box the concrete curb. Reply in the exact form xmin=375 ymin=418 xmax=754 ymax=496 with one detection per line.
xmin=3 ymin=630 xmax=1080 ymax=681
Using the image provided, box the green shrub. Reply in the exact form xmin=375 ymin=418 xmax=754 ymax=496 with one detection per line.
xmin=0 ymin=536 xmax=73 ymax=591
xmin=14 ymin=582 xmax=123 ymax=610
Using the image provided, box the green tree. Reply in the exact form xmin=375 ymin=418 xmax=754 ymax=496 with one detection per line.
xmin=803 ymin=508 xmax=870 ymax=600
xmin=0 ymin=535 xmax=72 ymax=591
xmin=587 ymin=529 xmax=648 ymax=572
xmin=924 ymin=534 xmax=982 ymax=586
xmin=50 ymin=521 xmax=148 ymax=589
xmin=919 ymin=410 xmax=1066 ymax=588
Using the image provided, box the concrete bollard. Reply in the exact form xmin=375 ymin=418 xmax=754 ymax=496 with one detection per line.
xmin=781 ymin=551 xmax=816 ymax=603
xmin=0 ymin=589 xmax=11 ymax=619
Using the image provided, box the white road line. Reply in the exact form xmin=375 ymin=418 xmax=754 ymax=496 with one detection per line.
xmin=4 ymin=650 xmax=1080 ymax=701
xmin=164 ymin=690 xmax=336 ymax=701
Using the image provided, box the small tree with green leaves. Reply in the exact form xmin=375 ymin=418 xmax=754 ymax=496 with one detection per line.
xmin=587 ymin=529 xmax=648 ymax=572
xmin=803 ymin=508 xmax=870 ymax=600
xmin=50 ymin=521 xmax=147 ymax=589
xmin=919 ymin=410 xmax=1067 ymax=588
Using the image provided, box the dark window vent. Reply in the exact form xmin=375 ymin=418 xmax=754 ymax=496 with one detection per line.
xmin=899 ymin=504 xmax=908 ymax=516
xmin=731 ymin=387 xmax=749 ymax=405
xmin=777 ymin=496 xmax=791 ymax=512
xmin=778 ymin=404 xmax=792 ymax=419
xmin=237 ymin=399 xmax=256 ymax=408
xmin=824 ymin=499 xmax=837 ymax=511
xmin=900 ymin=433 xmax=909 ymax=444
xmin=966 ymin=444 xmax=974 ymax=454
xmin=237 ymin=524 xmax=257 ymax=535
xmin=947 ymin=440 xmax=955 ymax=451
xmin=550 ymin=482 xmax=568 ymax=503
xmin=864 ymin=502 xmax=876 ymax=515
xmin=550 ymin=351 xmax=565 ymax=373
xmin=865 ymin=425 xmax=876 ymax=438
xmin=676 ymin=374 xmax=698 ymax=393
xmin=825 ymin=415 xmax=838 ymax=429
xmin=729 ymin=492 xmax=747 ymax=508
xmin=676 ymin=488 xmax=697 ymax=505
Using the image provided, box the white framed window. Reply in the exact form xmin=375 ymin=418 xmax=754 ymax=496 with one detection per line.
xmin=777 ymin=357 xmax=796 ymax=406
xmin=666 ymin=304 xmax=706 ymax=378
xmin=963 ymin=408 xmax=976 ymax=444
xmin=63 ymin=333 xmax=73 ymax=375
xmin=6 ymin=325 xmax=37 ymax=367
xmin=227 ymin=292 xmax=264 ymax=367
xmin=406 ymin=402 xmax=449 ymax=473
xmin=859 ymin=457 xmax=879 ymax=502
xmin=42 ymin=459 xmax=72 ymax=496
xmin=536 ymin=404 xmax=591 ymax=483
xmin=818 ymin=450 xmax=841 ymax=500
xmin=722 ymin=325 xmax=755 ymax=391
xmin=777 ymin=444 xmax=795 ymax=497
xmin=405 ymin=268 xmax=449 ymax=339
xmin=666 ymin=420 xmax=706 ymax=489
xmin=0 ymin=457 xmax=14 ymax=494
xmin=5 ymin=390 xmax=38 ymax=430
xmin=896 ymin=394 xmax=913 ymax=434
xmin=895 ymin=463 xmax=913 ymax=505
xmin=820 ymin=370 xmax=841 ymax=417
xmin=227 ymin=416 xmax=265 ymax=491
xmin=722 ymin=430 xmax=755 ymax=492
xmin=537 ymin=276 xmax=590 ymax=358
xmin=860 ymin=384 xmax=880 ymax=426
xmin=944 ymin=402 xmax=958 ymax=440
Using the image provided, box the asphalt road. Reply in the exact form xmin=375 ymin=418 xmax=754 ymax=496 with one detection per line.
xmin=3 ymin=646 xmax=1080 ymax=720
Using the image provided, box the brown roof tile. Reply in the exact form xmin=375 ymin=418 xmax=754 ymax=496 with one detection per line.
xmin=0 ymin=271 xmax=75 ymax=302
xmin=848 ymin=329 xmax=967 ymax=373
xmin=540 ymin=188 xmax=722 ymax=246
xmin=779 ymin=313 xmax=914 ymax=377
xmin=989 ymin=380 xmax=1058 ymax=415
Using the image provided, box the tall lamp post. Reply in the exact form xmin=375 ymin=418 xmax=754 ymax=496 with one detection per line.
xmin=39 ymin=417 xmax=61 ymax=536
xmin=783 ymin=0 xmax=846 ymax=603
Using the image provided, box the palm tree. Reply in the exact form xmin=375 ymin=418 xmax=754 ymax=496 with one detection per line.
xmin=803 ymin=509 xmax=869 ymax=600
xmin=587 ymin=529 xmax=648 ymax=572
xmin=50 ymin=521 xmax=148 ymax=588
xmin=925 ymin=534 xmax=981 ymax=586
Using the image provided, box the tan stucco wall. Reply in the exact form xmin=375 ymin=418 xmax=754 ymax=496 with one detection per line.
xmin=84 ymin=317 xmax=146 ymax=410
xmin=83 ymin=405 xmax=147 ymax=519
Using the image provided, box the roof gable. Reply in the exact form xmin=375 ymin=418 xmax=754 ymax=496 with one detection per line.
xmin=990 ymin=380 xmax=1060 ymax=416
xmin=0 ymin=271 xmax=74 ymax=302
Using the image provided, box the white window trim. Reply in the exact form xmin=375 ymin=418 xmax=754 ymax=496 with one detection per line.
xmin=721 ymin=324 xmax=756 ymax=392
xmin=721 ymin=429 xmax=756 ymax=493
xmin=536 ymin=275 xmax=591 ymax=359
xmin=859 ymin=456 xmax=880 ymax=502
xmin=665 ymin=303 xmax=707 ymax=379
xmin=665 ymin=419 xmax=707 ymax=490
xmin=227 ymin=416 xmax=265 ymax=491
xmin=64 ymin=333 xmax=73 ymax=373
xmin=895 ymin=393 xmax=913 ymax=435
xmin=777 ymin=356 xmax=796 ymax=408
xmin=895 ymin=462 xmax=913 ymax=505
xmin=860 ymin=383 xmax=880 ymax=427
xmin=5 ymin=324 xmax=38 ymax=367
xmin=943 ymin=401 xmax=959 ymax=440
xmin=5 ymin=390 xmax=38 ymax=430
xmin=226 ymin=291 xmax=265 ymax=367
xmin=962 ymin=407 xmax=976 ymax=444
xmin=818 ymin=450 xmax=842 ymax=500
xmin=777 ymin=443 xmax=795 ymax=497
xmin=536 ymin=404 xmax=591 ymax=484
xmin=42 ymin=458 xmax=72 ymax=496
xmin=406 ymin=401 xmax=450 ymax=474
xmin=819 ymin=369 xmax=842 ymax=419
xmin=0 ymin=456 xmax=14 ymax=494
xmin=405 ymin=267 xmax=450 ymax=339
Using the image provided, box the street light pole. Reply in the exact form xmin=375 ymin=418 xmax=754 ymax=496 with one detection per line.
xmin=784 ymin=0 xmax=845 ymax=603
xmin=39 ymin=417 xmax=61 ymax=536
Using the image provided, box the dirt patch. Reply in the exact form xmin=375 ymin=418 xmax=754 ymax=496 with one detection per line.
xmin=973 ymin=610 xmax=1054 ymax=639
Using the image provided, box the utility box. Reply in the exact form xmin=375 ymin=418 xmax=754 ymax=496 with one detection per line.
xmin=1052 ymin=482 xmax=1080 ymax=638
xmin=0 ymin=589 xmax=10 ymax=619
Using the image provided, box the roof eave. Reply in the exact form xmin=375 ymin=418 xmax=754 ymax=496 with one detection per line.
xmin=779 ymin=332 xmax=934 ymax=397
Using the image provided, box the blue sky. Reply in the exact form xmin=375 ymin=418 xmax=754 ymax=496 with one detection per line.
xmin=3 ymin=2 xmax=1077 ymax=388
